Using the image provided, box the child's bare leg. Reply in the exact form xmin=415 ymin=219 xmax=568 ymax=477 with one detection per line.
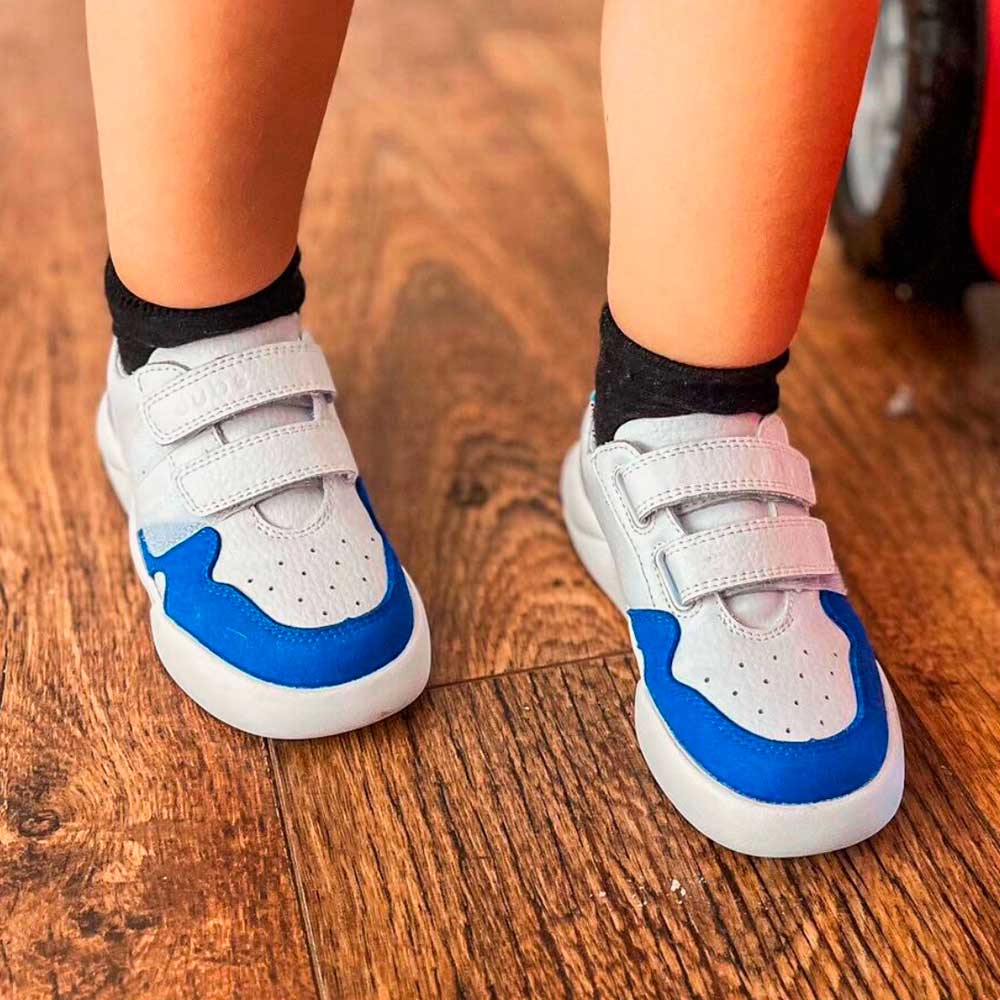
xmin=602 ymin=0 xmax=878 ymax=368
xmin=87 ymin=0 xmax=352 ymax=307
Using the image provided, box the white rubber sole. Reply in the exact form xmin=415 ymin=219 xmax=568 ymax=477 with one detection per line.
xmin=97 ymin=397 xmax=431 ymax=740
xmin=560 ymin=441 xmax=905 ymax=857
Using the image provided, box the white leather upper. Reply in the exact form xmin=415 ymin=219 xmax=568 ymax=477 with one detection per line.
xmin=578 ymin=403 xmax=858 ymax=742
xmin=104 ymin=315 xmax=387 ymax=628
xmin=209 ymin=477 xmax=386 ymax=626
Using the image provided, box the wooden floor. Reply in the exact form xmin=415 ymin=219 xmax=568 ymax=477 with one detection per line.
xmin=2 ymin=2 xmax=1000 ymax=998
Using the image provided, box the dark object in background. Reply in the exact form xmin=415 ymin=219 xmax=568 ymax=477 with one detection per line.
xmin=832 ymin=0 xmax=1000 ymax=297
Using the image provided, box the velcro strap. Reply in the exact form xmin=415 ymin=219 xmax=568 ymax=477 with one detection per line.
xmin=174 ymin=419 xmax=357 ymax=516
xmin=619 ymin=438 xmax=815 ymax=521
xmin=660 ymin=516 xmax=837 ymax=605
xmin=143 ymin=342 xmax=336 ymax=444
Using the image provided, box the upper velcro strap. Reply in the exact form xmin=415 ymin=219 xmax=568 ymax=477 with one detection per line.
xmin=660 ymin=516 xmax=837 ymax=605
xmin=143 ymin=341 xmax=336 ymax=444
xmin=174 ymin=418 xmax=357 ymax=516
xmin=619 ymin=438 xmax=816 ymax=521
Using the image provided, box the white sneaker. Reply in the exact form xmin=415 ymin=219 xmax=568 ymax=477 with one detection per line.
xmin=97 ymin=314 xmax=431 ymax=739
xmin=561 ymin=400 xmax=904 ymax=856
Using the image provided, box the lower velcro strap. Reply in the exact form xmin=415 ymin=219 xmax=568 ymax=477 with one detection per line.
xmin=659 ymin=516 xmax=838 ymax=605
xmin=174 ymin=417 xmax=357 ymax=516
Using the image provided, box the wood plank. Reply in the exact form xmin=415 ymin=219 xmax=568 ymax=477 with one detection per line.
xmin=275 ymin=655 xmax=1000 ymax=999
xmin=0 ymin=6 xmax=316 ymax=997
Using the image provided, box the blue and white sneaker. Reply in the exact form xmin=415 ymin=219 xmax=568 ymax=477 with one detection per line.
xmin=97 ymin=314 xmax=431 ymax=739
xmin=561 ymin=401 xmax=904 ymax=856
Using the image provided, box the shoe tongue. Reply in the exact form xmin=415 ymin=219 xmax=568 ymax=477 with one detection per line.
xmin=150 ymin=314 xmax=322 ymax=528
xmin=614 ymin=411 xmax=792 ymax=628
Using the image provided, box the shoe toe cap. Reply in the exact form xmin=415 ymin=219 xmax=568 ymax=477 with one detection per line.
xmin=631 ymin=591 xmax=892 ymax=805
xmin=140 ymin=525 xmax=415 ymax=688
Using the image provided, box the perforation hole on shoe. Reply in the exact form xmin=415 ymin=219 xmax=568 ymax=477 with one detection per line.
xmin=669 ymin=593 xmax=858 ymax=741
xmin=209 ymin=494 xmax=389 ymax=628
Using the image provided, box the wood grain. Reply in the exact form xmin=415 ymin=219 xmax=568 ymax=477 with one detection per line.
xmin=2 ymin=0 xmax=999 ymax=996
xmin=0 ymin=6 xmax=316 ymax=998
xmin=300 ymin=0 xmax=624 ymax=684
xmin=275 ymin=656 xmax=1000 ymax=1000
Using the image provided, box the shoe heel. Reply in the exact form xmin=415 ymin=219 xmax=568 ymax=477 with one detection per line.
xmin=96 ymin=395 xmax=131 ymax=511
xmin=559 ymin=442 xmax=627 ymax=611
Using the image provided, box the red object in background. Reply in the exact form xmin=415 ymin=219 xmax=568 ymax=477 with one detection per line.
xmin=971 ymin=0 xmax=1000 ymax=279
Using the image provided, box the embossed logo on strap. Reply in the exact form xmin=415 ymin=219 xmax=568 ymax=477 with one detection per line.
xmin=143 ymin=342 xmax=336 ymax=444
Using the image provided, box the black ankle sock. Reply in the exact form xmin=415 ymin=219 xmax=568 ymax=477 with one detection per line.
xmin=593 ymin=304 xmax=789 ymax=445
xmin=106 ymin=249 xmax=306 ymax=373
